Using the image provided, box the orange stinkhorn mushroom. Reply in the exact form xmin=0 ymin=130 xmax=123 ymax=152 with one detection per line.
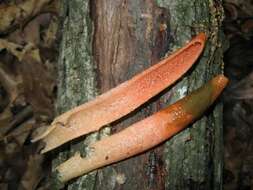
xmin=55 ymin=75 xmax=228 ymax=183
xmin=32 ymin=33 xmax=206 ymax=153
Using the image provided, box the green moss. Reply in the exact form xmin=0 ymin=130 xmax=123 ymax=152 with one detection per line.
xmin=50 ymin=170 xmax=65 ymax=190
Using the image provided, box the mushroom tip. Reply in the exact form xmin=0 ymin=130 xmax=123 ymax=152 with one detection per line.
xmin=195 ymin=32 xmax=207 ymax=43
xmin=40 ymin=148 xmax=47 ymax=154
xmin=212 ymin=74 xmax=229 ymax=89
xmin=36 ymin=141 xmax=51 ymax=154
xmin=31 ymin=124 xmax=57 ymax=143
xmin=215 ymin=74 xmax=229 ymax=85
xmin=30 ymin=137 xmax=39 ymax=143
xmin=210 ymin=74 xmax=229 ymax=102
xmin=31 ymin=132 xmax=46 ymax=143
xmin=31 ymin=133 xmax=46 ymax=143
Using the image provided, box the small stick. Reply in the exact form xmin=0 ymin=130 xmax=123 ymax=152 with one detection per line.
xmin=55 ymin=75 xmax=228 ymax=183
xmin=32 ymin=33 xmax=207 ymax=153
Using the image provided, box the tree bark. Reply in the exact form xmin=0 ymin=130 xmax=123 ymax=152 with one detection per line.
xmin=54 ymin=0 xmax=225 ymax=189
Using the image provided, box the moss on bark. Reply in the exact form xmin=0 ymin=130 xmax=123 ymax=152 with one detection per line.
xmin=156 ymin=0 xmax=224 ymax=189
xmin=52 ymin=0 xmax=98 ymax=189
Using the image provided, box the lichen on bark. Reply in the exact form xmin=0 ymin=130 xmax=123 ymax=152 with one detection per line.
xmin=52 ymin=0 xmax=98 ymax=189
xmin=156 ymin=0 xmax=224 ymax=189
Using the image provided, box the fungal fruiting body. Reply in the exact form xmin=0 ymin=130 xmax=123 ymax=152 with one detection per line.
xmin=32 ymin=33 xmax=206 ymax=153
xmin=55 ymin=75 xmax=228 ymax=183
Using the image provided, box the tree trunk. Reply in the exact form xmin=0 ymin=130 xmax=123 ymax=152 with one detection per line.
xmin=53 ymin=0 xmax=225 ymax=189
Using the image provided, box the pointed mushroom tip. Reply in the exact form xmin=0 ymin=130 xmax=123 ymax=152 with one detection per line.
xmin=30 ymin=137 xmax=38 ymax=143
xmin=40 ymin=142 xmax=58 ymax=154
xmin=195 ymin=32 xmax=207 ymax=43
xmin=38 ymin=143 xmax=51 ymax=154
xmin=216 ymin=74 xmax=229 ymax=86
xmin=199 ymin=32 xmax=207 ymax=40
xmin=40 ymin=148 xmax=47 ymax=154
xmin=213 ymin=74 xmax=229 ymax=87
xmin=31 ymin=133 xmax=45 ymax=143
xmin=31 ymin=124 xmax=57 ymax=143
xmin=210 ymin=74 xmax=229 ymax=101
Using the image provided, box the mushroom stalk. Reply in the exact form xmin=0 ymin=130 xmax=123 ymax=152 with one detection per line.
xmin=56 ymin=75 xmax=228 ymax=183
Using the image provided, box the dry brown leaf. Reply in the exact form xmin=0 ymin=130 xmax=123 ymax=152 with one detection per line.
xmin=0 ymin=64 xmax=22 ymax=103
xmin=20 ymin=46 xmax=55 ymax=121
xmin=0 ymin=109 xmax=13 ymax=135
xmin=0 ymin=39 xmax=33 ymax=61
xmin=0 ymin=85 xmax=9 ymax=112
xmin=0 ymin=39 xmax=55 ymax=121
xmin=0 ymin=0 xmax=53 ymax=34
xmin=41 ymin=15 xmax=58 ymax=48
xmin=2 ymin=118 xmax=34 ymax=145
xmin=0 ymin=4 xmax=58 ymax=189
xmin=19 ymin=154 xmax=44 ymax=190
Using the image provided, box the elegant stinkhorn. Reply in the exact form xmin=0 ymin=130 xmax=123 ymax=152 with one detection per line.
xmin=55 ymin=75 xmax=228 ymax=183
xmin=32 ymin=33 xmax=206 ymax=153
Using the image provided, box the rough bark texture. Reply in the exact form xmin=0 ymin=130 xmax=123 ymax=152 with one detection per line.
xmin=92 ymin=1 xmax=169 ymax=189
xmin=158 ymin=1 xmax=224 ymax=189
xmin=52 ymin=0 xmax=98 ymax=189
xmin=54 ymin=0 xmax=224 ymax=189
